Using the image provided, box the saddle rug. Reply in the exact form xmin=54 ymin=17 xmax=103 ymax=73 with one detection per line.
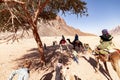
xmin=104 ymin=49 xmax=117 ymax=53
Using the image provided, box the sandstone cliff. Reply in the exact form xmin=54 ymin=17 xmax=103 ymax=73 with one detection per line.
xmin=37 ymin=16 xmax=95 ymax=36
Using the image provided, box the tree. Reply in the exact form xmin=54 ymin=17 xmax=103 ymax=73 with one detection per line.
xmin=0 ymin=0 xmax=88 ymax=65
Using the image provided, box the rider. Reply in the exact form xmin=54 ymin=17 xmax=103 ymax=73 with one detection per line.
xmin=59 ymin=35 xmax=66 ymax=45
xmin=96 ymin=29 xmax=114 ymax=54
xmin=59 ymin=35 xmax=69 ymax=52
xmin=73 ymin=34 xmax=79 ymax=43
xmin=73 ymin=34 xmax=84 ymax=49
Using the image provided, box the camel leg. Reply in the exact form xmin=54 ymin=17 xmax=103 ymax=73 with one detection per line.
xmin=66 ymin=44 xmax=70 ymax=52
xmin=73 ymin=45 xmax=75 ymax=50
xmin=60 ymin=44 xmax=63 ymax=53
xmin=79 ymin=46 xmax=85 ymax=54
xmin=103 ymin=62 xmax=113 ymax=80
xmin=110 ymin=56 xmax=120 ymax=79
xmin=95 ymin=57 xmax=100 ymax=73
xmin=111 ymin=62 xmax=120 ymax=79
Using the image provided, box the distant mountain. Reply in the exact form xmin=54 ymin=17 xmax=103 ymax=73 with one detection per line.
xmin=0 ymin=16 xmax=95 ymax=40
xmin=109 ymin=25 xmax=120 ymax=35
xmin=37 ymin=16 xmax=95 ymax=36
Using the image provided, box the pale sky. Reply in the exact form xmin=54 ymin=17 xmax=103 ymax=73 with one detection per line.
xmin=58 ymin=0 xmax=120 ymax=35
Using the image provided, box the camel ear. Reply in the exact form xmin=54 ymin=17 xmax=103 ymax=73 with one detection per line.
xmin=66 ymin=39 xmax=69 ymax=40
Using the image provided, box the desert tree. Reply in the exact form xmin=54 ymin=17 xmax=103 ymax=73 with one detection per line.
xmin=0 ymin=0 xmax=88 ymax=65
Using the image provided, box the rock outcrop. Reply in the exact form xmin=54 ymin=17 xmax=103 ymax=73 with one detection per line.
xmin=110 ymin=25 xmax=120 ymax=35
xmin=37 ymin=16 xmax=95 ymax=36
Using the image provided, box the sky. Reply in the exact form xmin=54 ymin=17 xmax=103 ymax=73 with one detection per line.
xmin=58 ymin=0 xmax=120 ymax=35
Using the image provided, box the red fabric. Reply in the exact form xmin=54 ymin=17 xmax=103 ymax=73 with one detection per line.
xmin=60 ymin=39 xmax=66 ymax=44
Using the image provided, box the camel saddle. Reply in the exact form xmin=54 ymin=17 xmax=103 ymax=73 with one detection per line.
xmin=94 ymin=48 xmax=117 ymax=62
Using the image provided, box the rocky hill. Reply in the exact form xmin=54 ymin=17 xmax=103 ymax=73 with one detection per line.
xmin=110 ymin=25 xmax=120 ymax=35
xmin=0 ymin=16 xmax=95 ymax=40
xmin=37 ymin=16 xmax=95 ymax=36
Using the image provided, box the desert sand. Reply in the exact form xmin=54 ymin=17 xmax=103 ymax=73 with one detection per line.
xmin=0 ymin=35 xmax=120 ymax=80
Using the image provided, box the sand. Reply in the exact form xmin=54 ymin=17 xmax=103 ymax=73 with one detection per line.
xmin=0 ymin=36 xmax=120 ymax=80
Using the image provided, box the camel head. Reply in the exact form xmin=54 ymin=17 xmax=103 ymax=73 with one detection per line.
xmin=66 ymin=38 xmax=70 ymax=42
xmin=66 ymin=38 xmax=71 ymax=44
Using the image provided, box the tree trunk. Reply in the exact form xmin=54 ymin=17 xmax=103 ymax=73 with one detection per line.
xmin=31 ymin=24 xmax=45 ymax=64
xmin=20 ymin=0 xmax=50 ymax=65
xmin=31 ymin=0 xmax=50 ymax=64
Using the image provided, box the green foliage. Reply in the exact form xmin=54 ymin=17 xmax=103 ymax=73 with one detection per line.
xmin=48 ymin=0 xmax=87 ymax=16
xmin=0 ymin=9 xmax=11 ymax=31
xmin=39 ymin=0 xmax=87 ymax=20
xmin=39 ymin=11 xmax=57 ymax=20
xmin=0 ymin=0 xmax=87 ymax=32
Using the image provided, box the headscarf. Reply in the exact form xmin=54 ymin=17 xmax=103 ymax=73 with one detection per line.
xmin=74 ymin=34 xmax=79 ymax=41
xmin=62 ymin=35 xmax=65 ymax=40
xmin=102 ymin=29 xmax=109 ymax=35
xmin=100 ymin=29 xmax=113 ymax=41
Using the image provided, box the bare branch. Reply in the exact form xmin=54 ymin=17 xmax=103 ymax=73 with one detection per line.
xmin=19 ymin=2 xmax=35 ymax=30
xmin=0 ymin=0 xmax=25 ymax=5
xmin=0 ymin=33 xmax=16 ymax=43
xmin=5 ymin=2 xmax=16 ymax=32
xmin=4 ymin=16 xmax=11 ymax=27
xmin=0 ymin=9 xmax=8 ymax=13
xmin=33 ymin=0 xmax=50 ymax=24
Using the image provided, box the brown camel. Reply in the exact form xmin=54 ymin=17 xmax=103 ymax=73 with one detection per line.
xmin=93 ymin=48 xmax=120 ymax=80
xmin=109 ymin=49 xmax=120 ymax=78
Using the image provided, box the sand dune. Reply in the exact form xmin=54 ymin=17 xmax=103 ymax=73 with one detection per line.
xmin=0 ymin=35 xmax=120 ymax=80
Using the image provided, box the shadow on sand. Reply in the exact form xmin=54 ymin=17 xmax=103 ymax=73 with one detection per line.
xmin=40 ymin=70 xmax=54 ymax=80
xmin=82 ymin=56 xmax=112 ymax=80
xmin=14 ymin=44 xmax=71 ymax=71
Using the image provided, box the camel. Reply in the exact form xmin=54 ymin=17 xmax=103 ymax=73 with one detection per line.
xmin=66 ymin=38 xmax=84 ymax=53
xmin=83 ymin=43 xmax=92 ymax=53
xmin=93 ymin=48 xmax=120 ymax=80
